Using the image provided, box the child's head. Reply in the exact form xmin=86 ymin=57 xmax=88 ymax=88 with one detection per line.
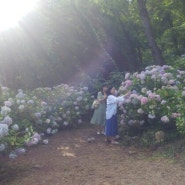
xmin=107 ymin=86 xmax=116 ymax=96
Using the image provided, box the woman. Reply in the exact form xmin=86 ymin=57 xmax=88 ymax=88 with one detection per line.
xmin=105 ymin=86 xmax=128 ymax=144
xmin=90 ymin=84 xmax=108 ymax=134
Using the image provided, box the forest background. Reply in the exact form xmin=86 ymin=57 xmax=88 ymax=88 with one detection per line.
xmin=0 ymin=0 xmax=185 ymax=90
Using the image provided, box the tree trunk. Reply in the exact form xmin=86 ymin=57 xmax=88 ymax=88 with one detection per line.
xmin=137 ymin=0 xmax=165 ymax=65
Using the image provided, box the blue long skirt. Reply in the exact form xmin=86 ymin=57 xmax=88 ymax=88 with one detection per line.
xmin=105 ymin=115 xmax=118 ymax=137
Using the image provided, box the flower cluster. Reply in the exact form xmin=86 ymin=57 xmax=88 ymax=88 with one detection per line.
xmin=0 ymin=84 xmax=92 ymax=158
xmin=119 ymin=65 xmax=185 ymax=134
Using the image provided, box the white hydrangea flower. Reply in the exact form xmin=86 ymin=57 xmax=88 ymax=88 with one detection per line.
xmin=73 ymin=102 xmax=77 ymax=105
xmin=161 ymin=115 xmax=170 ymax=123
xmin=78 ymin=91 xmax=84 ymax=95
xmin=148 ymin=114 xmax=156 ymax=119
xmin=41 ymin=101 xmax=47 ymax=107
xmin=125 ymin=72 xmax=130 ymax=80
xmin=63 ymin=121 xmax=68 ymax=126
xmin=137 ymin=108 xmax=144 ymax=114
xmin=12 ymin=124 xmax=19 ymax=131
xmin=1 ymin=106 xmax=11 ymax=116
xmin=8 ymin=98 xmax=14 ymax=103
xmin=182 ymin=91 xmax=185 ymax=97
xmin=141 ymin=88 xmax=147 ymax=93
xmin=15 ymin=148 xmax=26 ymax=155
xmin=62 ymin=114 xmax=67 ymax=118
xmin=20 ymin=100 xmax=25 ymax=104
xmin=18 ymin=89 xmax=23 ymax=93
xmin=9 ymin=152 xmax=18 ymax=159
xmin=46 ymin=128 xmax=52 ymax=134
xmin=66 ymin=92 xmax=71 ymax=96
xmin=35 ymin=112 xmax=41 ymax=118
xmin=0 ymin=124 xmax=9 ymax=139
xmin=27 ymin=100 xmax=34 ymax=104
xmin=139 ymin=120 xmax=145 ymax=125
xmin=51 ymin=129 xmax=58 ymax=134
xmin=1 ymin=86 xmax=9 ymax=92
xmin=18 ymin=105 xmax=25 ymax=111
xmin=56 ymin=117 xmax=62 ymax=121
xmin=66 ymin=111 xmax=70 ymax=115
xmin=2 ymin=116 xmax=12 ymax=126
xmin=45 ymin=119 xmax=50 ymax=124
xmin=4 ymin=101 xmax=12 ymax=107
xmin=0 ymin=143 xmax=6 ymax=151
xmin=78 ymin=119 xmax=82 ymax=124
xmin=52 ymin=121 xmax=59 ymax=127
xmin=16 ymin=100 xmax=21 ymax=104
xmin=16 ymin=91 xmax=25 ymax=99
xmin=76 ymin=96 xmax=82 ymax=102
xmin=75 ymin=106 xmax=79 ymax=110
xmin=43 ymin=139 xmax=49 ymax=145
xmin=83 ymin=87 xmax=88 ymax=91
xmin=161 ymin=100 xmax=167 ymax=105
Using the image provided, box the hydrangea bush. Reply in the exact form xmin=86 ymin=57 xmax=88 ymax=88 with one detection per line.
xmin=118 ymin=65 xmax=185 ymax=143
xmin=2 ymin=65 xmax=185 ymax=156
xmin=0 ymin=84 xmax=92 ymax=158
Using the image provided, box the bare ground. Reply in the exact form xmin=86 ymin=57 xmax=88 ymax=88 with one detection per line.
xmin=1 ymin=126 xmax=185 ymax=185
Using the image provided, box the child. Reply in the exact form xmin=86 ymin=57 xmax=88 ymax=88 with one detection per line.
xmin=105 ymin=86 xmax=127 ymax=144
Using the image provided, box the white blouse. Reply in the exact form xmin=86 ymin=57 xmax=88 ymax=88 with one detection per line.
xmin=106 ymin=95 xmax=124 ymax=120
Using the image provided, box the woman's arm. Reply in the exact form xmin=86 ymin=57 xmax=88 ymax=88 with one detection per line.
xmin=107 ymin=95 xmax=124 ymax=105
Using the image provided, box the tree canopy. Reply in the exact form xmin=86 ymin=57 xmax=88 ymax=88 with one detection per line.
xmin=0 ymin=0 xmax=184 ymax=89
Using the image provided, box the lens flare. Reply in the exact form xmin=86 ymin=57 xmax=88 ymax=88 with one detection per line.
xmin=0 ymin=0 xmax=38 ymax=31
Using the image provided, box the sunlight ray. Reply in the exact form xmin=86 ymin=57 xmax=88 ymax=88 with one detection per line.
xmin=0 ymin=0 xmax=38 ymax=31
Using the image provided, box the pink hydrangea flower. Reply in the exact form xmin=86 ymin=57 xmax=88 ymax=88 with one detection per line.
xmin=171 ymin=113 xmax=181 ymax=118
xmin=125 ymin=80 xmax=132 ymax=87
xmin=148 ymin=93 xmax=156 ymax=100
xmin=141 ymin=97 xmax=148 ymax=105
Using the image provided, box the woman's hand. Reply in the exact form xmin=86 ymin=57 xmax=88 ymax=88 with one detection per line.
xmin=99 ymin=94 xmax=107 ymax=102
xmin=124 ymin=91 xmax=131 ymax=98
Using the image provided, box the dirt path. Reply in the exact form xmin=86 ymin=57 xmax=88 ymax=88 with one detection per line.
xmin=1 ymin=126 xmax=185 ymax=185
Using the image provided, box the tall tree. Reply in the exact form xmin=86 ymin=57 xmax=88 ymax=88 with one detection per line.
xmin=137 ymin=0 xmax=165 ymax=65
